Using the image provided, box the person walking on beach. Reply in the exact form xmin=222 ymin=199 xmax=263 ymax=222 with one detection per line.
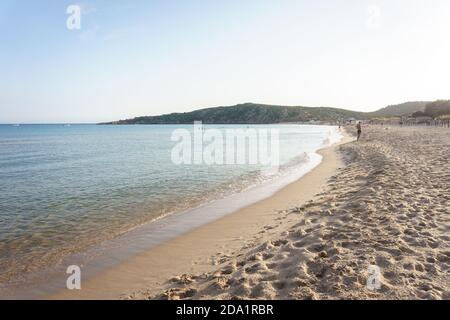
xmin=356 ymin=122 xmax=362 ymax=141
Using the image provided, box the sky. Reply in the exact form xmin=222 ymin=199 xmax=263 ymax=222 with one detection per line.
xmin=1 ymin=0 xmax=450 ymax=123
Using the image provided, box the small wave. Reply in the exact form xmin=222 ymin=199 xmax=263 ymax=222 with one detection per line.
xmin=322 ymin=126 xmax=343 ymax=147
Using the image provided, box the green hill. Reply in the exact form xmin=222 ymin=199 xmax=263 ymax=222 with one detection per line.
xmin=369 ymin=101 xmax=430 ymax=117
xmin=101 ymin=101 xmax=450 ymax=125
xmin=101 ymin=103 xmax=368 ymax=125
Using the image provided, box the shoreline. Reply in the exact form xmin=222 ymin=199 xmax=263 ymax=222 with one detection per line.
xmin=49 ymin=130 xmax=352 ymax=299
xmin=0 ymin=124 xmax=340 ymax=299
xmin=140 ymin=125 xmax=449 ymax=300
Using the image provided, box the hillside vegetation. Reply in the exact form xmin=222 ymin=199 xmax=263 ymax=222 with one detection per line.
xmin=101 ymin=100 xmax=450 ymax=125
xmin=368 ymin=101 xmax=430 ymax=117
xmin=424 ymin=100 xmax=450 ymax=119
xmin=102 ymin=103 xmax=368 ymax=125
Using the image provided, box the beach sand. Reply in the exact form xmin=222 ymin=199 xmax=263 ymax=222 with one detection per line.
xmin=53 ymin=126 xmax=449 ymax=300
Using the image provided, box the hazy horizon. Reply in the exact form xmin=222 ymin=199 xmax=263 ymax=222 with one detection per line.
xmin=1 ymin=0 xmax=450 ymax=123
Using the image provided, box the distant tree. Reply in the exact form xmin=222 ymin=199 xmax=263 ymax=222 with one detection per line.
xmin=412 ymin=111 xmax=426 ymax=118
xmin=425 ymin=100 xmax=450 ymax=118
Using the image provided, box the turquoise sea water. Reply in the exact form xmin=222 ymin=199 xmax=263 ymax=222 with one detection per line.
xmin=0 ymin=124 xmax=340 ymax=287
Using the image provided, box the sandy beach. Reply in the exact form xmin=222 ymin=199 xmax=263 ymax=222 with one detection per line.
xmin=52 ymin=125 xmax=449 ymax=300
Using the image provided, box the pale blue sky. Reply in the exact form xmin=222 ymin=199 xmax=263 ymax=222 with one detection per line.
xmin=1 ymin=0 xmax=450 ymax=123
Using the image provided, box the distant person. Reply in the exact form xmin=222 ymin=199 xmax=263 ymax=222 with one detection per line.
xmin=356 ymin=122 xmax=362 ymax=141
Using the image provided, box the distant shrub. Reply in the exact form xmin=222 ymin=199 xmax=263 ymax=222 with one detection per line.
xmin=425 ymin=100 xmax=450 ymax=118
xmin=412 ymin=111 xmax=427 ymax=118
